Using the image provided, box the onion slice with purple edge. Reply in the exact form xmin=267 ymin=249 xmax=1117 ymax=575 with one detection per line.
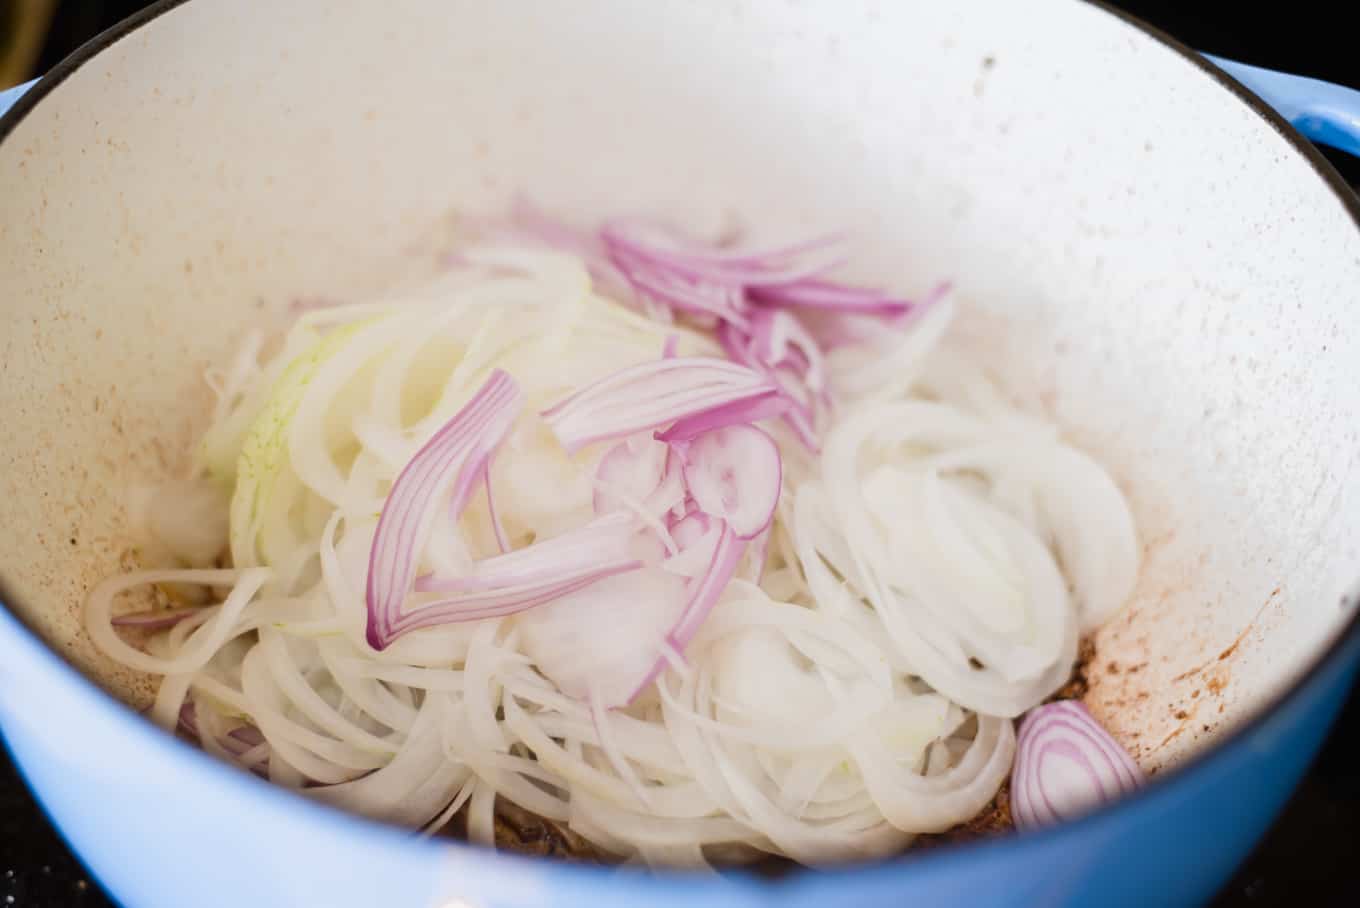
xmin=798 ymin=280 xmax=950 ymax=350
xmin=592 ymin=437 xmax=671 ymax=516
xmin=600 ymin=220 xmax=846 ymax=287
xmin=395 ymin=560 xmax=644 ymax=628
xmin=178 ymin=701 xmax=269 ymax=771
xmin=479 ymin=459 xmax=510 ymax=554
xmin=749 ymin=276 xmax=912 ymax=317
xmin=366 ymin=370 xmax=523 ymax=650
xmin=717 ymin=320 xmax=819 ymax=450
xmin=748 ymin=308 xmax=828 ymax=394
xmin=656 ymin=390 xmax=792 ymax=443
xmin=1010 ymin=700 xmax=1144 ymax=829
xmin=610 ymin=249 xmax=752 ymax=328
xmin=622 ymin=518 xmax=747 ymax=705
xmin=415 ymin=512 xmax=641 ymax=595
xmin=540 ymin=356 xmax=777 ymax=454
xmin=667 ymin=520 xmax=745 ymax=651
xmin=673 ymin=425 xmax=781 ymax=540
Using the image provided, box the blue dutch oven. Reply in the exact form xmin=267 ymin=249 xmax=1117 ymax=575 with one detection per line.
xmin=2 ymin=2 xmax=1359 ymax=906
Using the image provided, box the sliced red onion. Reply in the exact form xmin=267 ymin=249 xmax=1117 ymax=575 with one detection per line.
xmin=665 ymin=496 xmax=701 ymax=537
xmin=112 ymin=606 xmax=204 ymax=630
xmin=748 ymin=308 xmax=828 ymax=394
xmin=416 ymin=512 xmax=640 ymax=594
xmin=366 ymin=371 xmax=523 ymax=650
xmin=564 ymin=213 xmax=936 ymax=454
xmin=396 ymin=562 xmax=644 ymax=629
xmin=656 ymin=390 xmax=792 ymax=443
xmin=623 ymin=518 xmax=746 ymax=704
xmin=749 ymin=277 xmax=911 ymax=317
xmin=480 ymin=459 xmax=509 ymax=554
xmin=798 ymin=280 xmax=951 ymax=350
xmin=176 ymin=700 xmax=200 ymax=737
xmin=668 ymin=510 xmax=714 ymax=551
xmin=593 ymin=437 xmax=670 ymax=516
xmin=401 ymin=515 xmax=644 ymax=629
xmin=444 ymin=446 xmax=494 ymax=523
xmin=610 ymin=249 xmax=751 ymax=328
xmin=1011 ymin=700 xmax=1144 ymax=830
xmin=178 ymin=701 xmax=270 ymax=771
xmin=540 ymin=357 xmax=777 ymax=454
xmin=662 ymin=511 xmax=721 ymax=578
xmin=219 ymin=722 xmax=268 ymax=759
xmin=717 ymin=320 xmax=820 ymax=451
xmin=600 ymin=220 xmax=845 ymax=287
xmin=665 ymin=520 xmax=746 ymax=652
xmin=677 ymin=425 xmax=781 ymax=540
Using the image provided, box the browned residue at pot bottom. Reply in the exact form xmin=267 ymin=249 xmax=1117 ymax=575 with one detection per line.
xmin=1082 ymin=514 xmax=1283 ymax=770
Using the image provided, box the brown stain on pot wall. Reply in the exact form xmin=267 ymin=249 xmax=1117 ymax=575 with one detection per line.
xmin=1088 ymin=578 xmax=1282 ymax=763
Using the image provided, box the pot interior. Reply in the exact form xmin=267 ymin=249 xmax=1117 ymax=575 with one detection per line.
xmin=1 ymin=0 xmax=1358 ymax=775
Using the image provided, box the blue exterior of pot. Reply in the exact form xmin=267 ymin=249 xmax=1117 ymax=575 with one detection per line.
xmin=3 ymin=600 xmax=1358 ymax=908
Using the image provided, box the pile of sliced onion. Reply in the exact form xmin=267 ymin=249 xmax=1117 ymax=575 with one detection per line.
xmin=502 ymin=211 xmax=927 ymax=450
xmin=365 ymin=346 xmax=785 ymax=707
xmin=1010 ymin=700 xmax=1144 ymax=829
xmin=81 ymin=208 xmax=1147 ymax=868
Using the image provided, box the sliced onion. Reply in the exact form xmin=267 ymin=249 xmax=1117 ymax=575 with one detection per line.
xmin=717 ymin=320 xmax=819 ymax=451
xmin=1011 ymin=700 xmax=1144 ymax=829
xmin=112 ymin=606 xmax=205 ymax=630
xmin=540 ymin=357 xmax=776 ymax=454
xmin=366 ymin=370 xmax=523 ymax=650
xmin=801 ymin=280 xmax=951 ymax=351
xmin=748 ymin=308 xmax=828 ymax=395
xmin=178 ymin=700 xmax=270 ymax=769
xmin=619 ymin=519 xmax=747 ymax=705
xmin=403 ymin=570 xmax=638 ymax=630
xmin=417 ymin=512 xmax=641 ymax=594
xmin=749 ymin=277 xmax=912 ymax=317
xmin=655 ymin=391 xmax=792 ymax=443
xmin=480 ymin=459 xmax=510 ymax=554
xmin=665 ymin=520 xmax=746 ymax=652
xmin=600 ymin=220 xmax=844 ymax=287
xmin=677 ymin=425 xmax=781 ymax=540
xmin=593 ymin=437 xmax=670 ymax=515
xmin=662 ymin=512 xmax=721 ymax=579
xmin=611 ymin=249 xmax=751 ymax=328
xmin=517 ymin=567 xmax=689 ymax=708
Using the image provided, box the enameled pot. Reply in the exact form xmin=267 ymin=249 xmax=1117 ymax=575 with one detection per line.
xmin=2 ymin=2 xmax=1359 ymax=906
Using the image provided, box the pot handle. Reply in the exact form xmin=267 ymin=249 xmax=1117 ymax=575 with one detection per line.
xmin=0 ymin=78 xmax=38 ymax=120
xmin=1204 ymin=55 xmax=1360 ymax=158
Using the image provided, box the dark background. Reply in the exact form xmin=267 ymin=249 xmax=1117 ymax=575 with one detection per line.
xmin=2 ymin=1 xmax=1358 ymax=906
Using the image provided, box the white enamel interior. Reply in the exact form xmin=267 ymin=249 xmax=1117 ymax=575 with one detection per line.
xmin=1 ymin=0 xmax=1358 ymax=774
